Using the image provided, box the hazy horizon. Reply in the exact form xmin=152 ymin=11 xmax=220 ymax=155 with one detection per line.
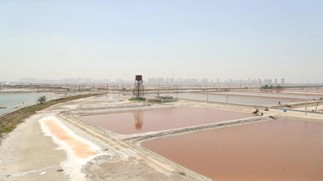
xmin=1 ymin=1 xmax=323 ymax=83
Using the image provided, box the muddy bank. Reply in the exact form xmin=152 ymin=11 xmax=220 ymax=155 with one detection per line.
xmin=59 ymin=113 xmax=209 ymax=181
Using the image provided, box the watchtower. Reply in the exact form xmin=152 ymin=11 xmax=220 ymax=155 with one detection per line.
xmin=133 ymin=75 xmax=144 ymax=98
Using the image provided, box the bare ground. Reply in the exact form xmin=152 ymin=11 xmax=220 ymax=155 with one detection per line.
xmin=1 ymin=93 xmax=323 ymax=181
xmin=0 ymin=114 xmax=68 ymax=181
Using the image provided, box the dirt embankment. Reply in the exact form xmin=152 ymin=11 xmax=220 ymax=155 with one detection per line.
xmin=0 ymin=93 xmax=102 ymax=139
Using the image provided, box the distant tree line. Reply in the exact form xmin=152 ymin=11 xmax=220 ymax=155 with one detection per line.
xmin=261 ymin=85 xmax=284 ymax=89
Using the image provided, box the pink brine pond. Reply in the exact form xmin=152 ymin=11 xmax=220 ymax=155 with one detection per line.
xmin=143 ymin=119 xmax=323 ymax=181
xmin=79 ymin=107 xmax=252 ymax=134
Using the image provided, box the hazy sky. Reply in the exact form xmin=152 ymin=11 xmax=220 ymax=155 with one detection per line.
xmin=0 ymin=0 xmax=322 ymax=83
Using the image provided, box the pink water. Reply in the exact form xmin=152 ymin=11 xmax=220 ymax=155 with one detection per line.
xmin=143 ymin=119 xmax=323 ymax=181
xmin=79 ymin=107 xmax=252 ymax=134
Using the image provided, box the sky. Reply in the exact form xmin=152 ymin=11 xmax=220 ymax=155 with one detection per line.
xmin=0 ymin=0 xmax=322 ymax=83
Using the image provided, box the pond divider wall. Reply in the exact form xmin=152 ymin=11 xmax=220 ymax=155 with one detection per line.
xmin=124 ymin=116 xmax=271 ymax=143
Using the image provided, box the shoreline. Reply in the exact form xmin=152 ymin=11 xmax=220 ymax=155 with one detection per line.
xmin=0 ymin=93 xmax=103 ymax=138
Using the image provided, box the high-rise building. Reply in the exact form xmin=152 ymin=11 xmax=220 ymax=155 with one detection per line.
xmin=264 ymin=79 xmax=273 ymax=85
xmin=281 ymin=78 xmax=285 ymax=85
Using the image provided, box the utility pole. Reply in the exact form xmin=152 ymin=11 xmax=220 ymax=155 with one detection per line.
xmin=305 ymin=95 xmax=309 ymax=115
xmin=315 ymin=100 xmax=320 ymax=112
xmin=157 ymin=84 xmax=160 ymax=96
xmin=207 ymin=91 xmax=209 ymax=101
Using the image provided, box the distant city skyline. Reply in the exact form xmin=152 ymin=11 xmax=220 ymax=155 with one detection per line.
xmin=1 ymin=1 xmax=323 ymax=83
xmin=2 ymin=75 xmax=323 ymax=86
xmin=1 ymin=76 xmax=321 ymax=85
xmin=3 ymin=76 xmax=295 ymax=85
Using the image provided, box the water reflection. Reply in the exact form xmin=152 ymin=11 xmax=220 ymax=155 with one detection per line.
xmin=133 ymin=111 xmax=143 ymax=129
xmin=80 ymin=107 xmax=251 ymax=134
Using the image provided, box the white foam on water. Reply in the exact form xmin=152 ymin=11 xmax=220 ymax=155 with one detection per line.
xmin=39 ymin=116 xmax=103 ymax=181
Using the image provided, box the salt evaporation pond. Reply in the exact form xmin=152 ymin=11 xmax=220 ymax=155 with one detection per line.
xmin=166 ymin=93 xmax=304 ymax=106
xmin=79 ymin=107 xmax=252 ymax=134
xmin=143 ymin=119 xmax=323 ymax=181
xmin=216 ymin=91 xmax=322 ymax=100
